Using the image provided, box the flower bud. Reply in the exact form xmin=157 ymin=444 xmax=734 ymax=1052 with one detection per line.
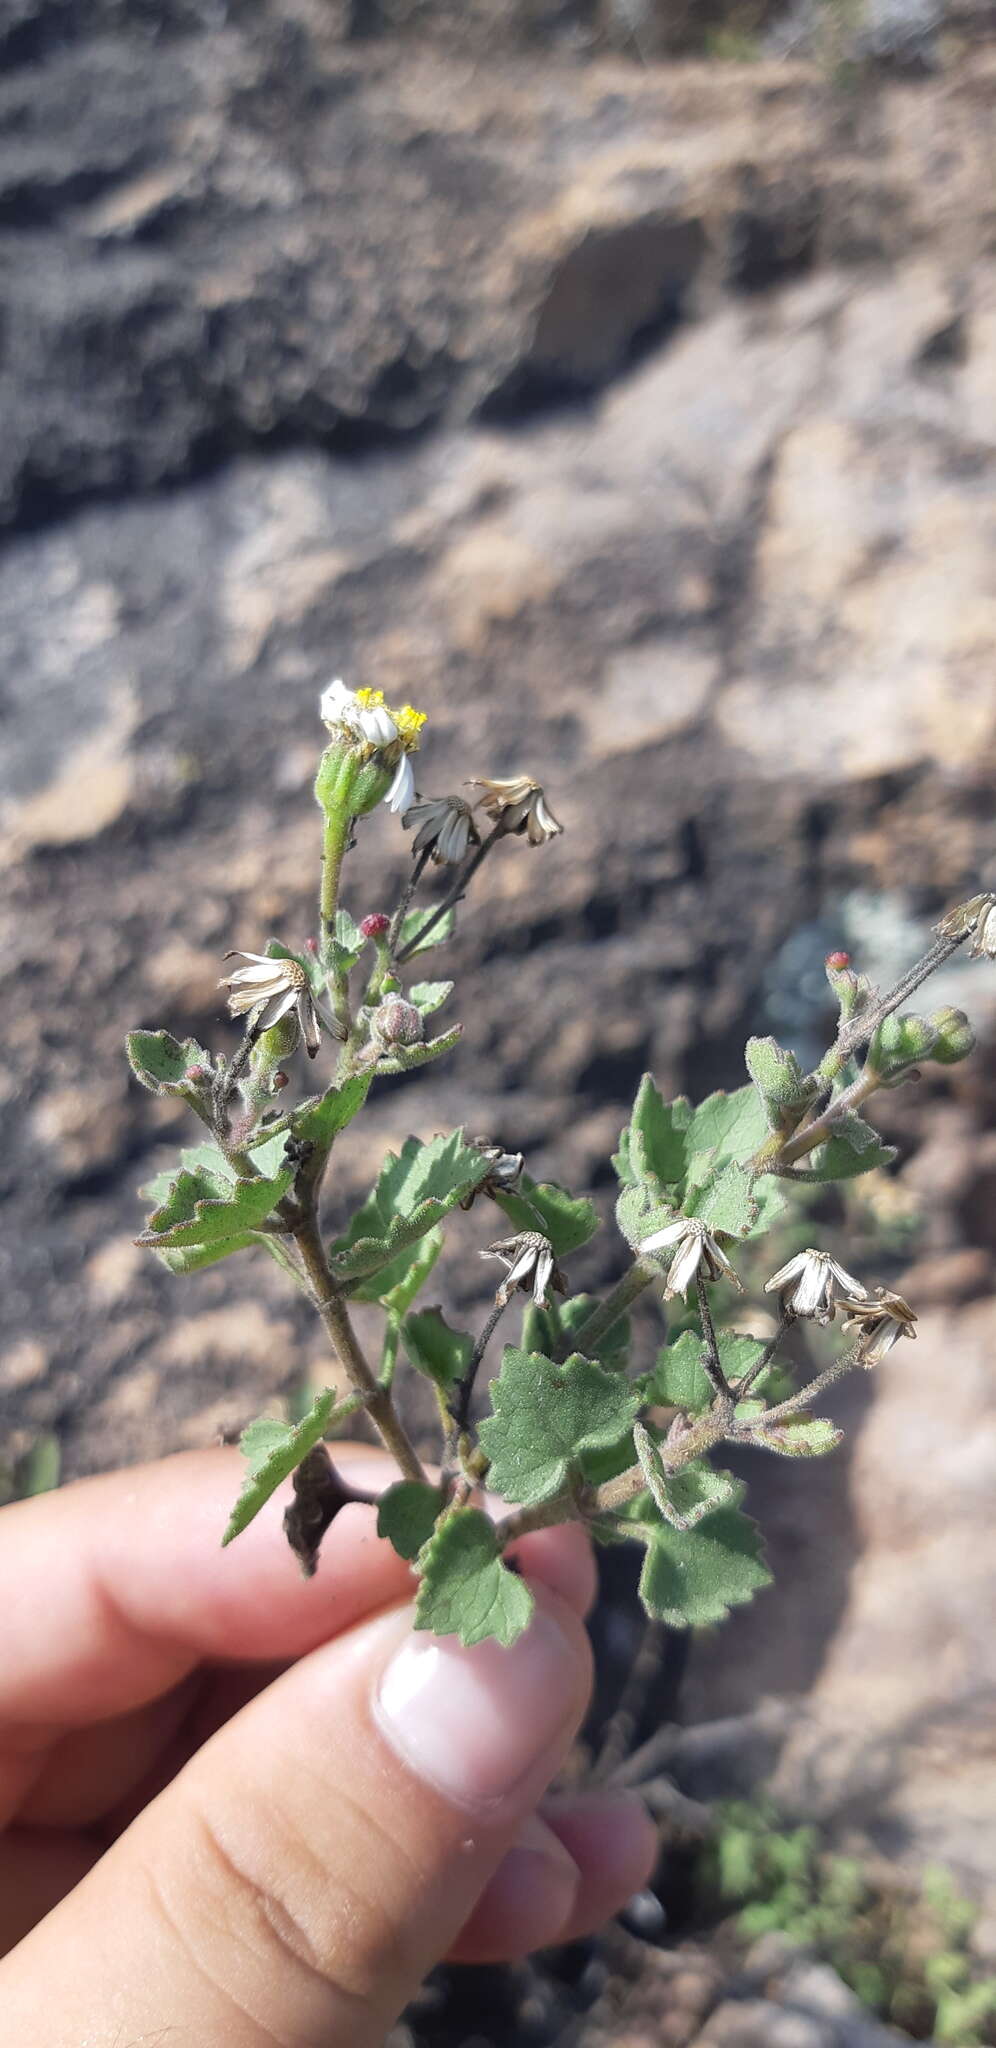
xmin=360 ymin=913 xmax=391 ymax=940
xmin=371 ymin=996 xmax=423 ymax=1048
xmin=825 ymin=952 xmax=874 ymax=1023
xmin=825 ymin=951 xmax=850 ymax=970
xmin=272 ymin=1069 xmax=290 ymax=1091
xmin=184 ymin=1064 xmax=209 ymax=1083
xmin=869 ymin=1010 xmax=938 ymax=1082
xmin=928 ymin=1006 xmax=976 ymax=1065
xmin=305 ymin=937 xmax=319 ymax=956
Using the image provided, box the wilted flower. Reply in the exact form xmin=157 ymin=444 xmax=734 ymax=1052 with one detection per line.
xmin=640 ymin=1217 xmax=743 ymax=1300
xmin=935 ymin=891 xmax=996 ymax=959
xmin=220 ymin=952 xmax=324 ymax=1058
xmin=403 ymin=795 xmax=480 ymax=866
xmin=764 ymin=1247 xmax=864 ymax=1325
xmin=319 ymin=680 xmax=426 ymax=814
xmin=481 ymin=1230 xmax=567 ymax=1308
xmin=459 ymin=1141 xmax=525 ymax=1210
xmin=470 ymin=776 xmax=563 ymax=846
xmin=839 ymin=1287 xmax=917 ymax=1365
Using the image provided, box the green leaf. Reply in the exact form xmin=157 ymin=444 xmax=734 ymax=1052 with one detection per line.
xmin=380 ymin=1230 xmax=444 ymax=1319
xmin=374 ymin=1023 xmax=463 ymax=1074
xmin=222 ymin=1389 xmax=336 ymax=1545
xmin=402 ymin=1307 xmax=474 ymax=1392
xmin=414 ymin=1508 xmax=534 ymax=1647
xmin=16 ymin=1433 xmax=61 ymax=1499
xmin=521 ymin=1293 xmax=630 ymax=1369
xmin=614 ymin=1075 xmax=692 ymax=1192
xmin=377 ymin=1481 xmax=444 ymax=1561
xmin=139 ymin=1142 xmax=233 ymax=1208
xmin=739 ymin=1414 xmax=844 ymax=1458
xmin=291 ymin=1072 xmax=372 ymax=1148
xmin=615 ymin=1183 xmax=680 ymax=1254
xmin=744 ymin=1036 xmax=818 ymax=1126
xmin=635 ymin=1483 xmax=772 ymax=1628
xmin=478 ymin=1349 xmax=640 ymax=1507
xmin=633 ymin=1437 xmax=737 ymax=1529
xmin=328 ymin=1132 xmax=490 ymax=1295
xmin=137 ymin=1165 xmax=293 ymax=1253
xmin=686 ymin=1161 xmax=758 ymax=1240
xmin=408 ymin=981 xmax=453 ymax=1017
xmin=808 ymin=1116 xmax=897 ymax=1181
xmin=686 ymin=1084 xmax=769 ymax=1170
xmin=639 ymin=1329 xmax=714 ymax=1413
xmin=126 ymin=1028 xmax=211 ymax=1096
xmin=400 ymin=906 xmax=456 ymax=957
xmin=491 ymin=1176 xmax=599 ymax=1258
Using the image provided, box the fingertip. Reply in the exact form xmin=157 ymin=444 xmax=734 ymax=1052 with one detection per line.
xmin=508 ymin=1520 xmax=597 ymax=1619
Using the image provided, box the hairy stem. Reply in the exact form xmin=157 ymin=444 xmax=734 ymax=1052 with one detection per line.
xmin=395 ymin=823 xmax=503 ymax=964
xmin=571 ymin=1258 xmax=658 ymax=1355
xmin=293 ymin=1215 xmax=425 ymax=1482
xmin=695 ymin=1272 xmax=731 ymax=1401
xmin=738 ymin=1343 xmax=865 ymax=1427
xmin=733 ymin=1310 xmax=793 ymax=1401
xmin=450 ymin=1297 xmax=508 ymax=1437
xmin=778 ymin=1065 xmax=882 ymax=1167
xmin=388 ymin=848 xmax=431 ymax=961
xmin=816 ymin=932 xmax=966 ymax=1083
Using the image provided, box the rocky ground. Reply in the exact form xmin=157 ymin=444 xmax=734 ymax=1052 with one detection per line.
xmin=2 ymin=1 xmax=996 ymax=2040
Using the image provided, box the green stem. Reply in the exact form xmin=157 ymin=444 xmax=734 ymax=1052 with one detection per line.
xmin=293 ymin=1214 xmax=425 ymax=1483
xmin=571 ymin=1258 xmax=658 ymax=1356
xmin=816 ymin=932 xmax=966 ymax=1085
xmin=777 ymin=1065 xmax=882 ymax=1167
xmin=320 ymin=807 xmax=352 ymax=968
xmin=395 ymin=823 xmax=503 ymax=964
xmin=736 ymin=1344 xmax=864 ymax=1428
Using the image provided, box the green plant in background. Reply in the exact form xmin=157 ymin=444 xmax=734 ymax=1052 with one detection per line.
xmin=703 ymin=1802 xmax=996 ymax=2045
xmin=125 ymin=679 xmax=994 ymax=1643
xmin=0 ymin=1432 xmax=61 ymax=1507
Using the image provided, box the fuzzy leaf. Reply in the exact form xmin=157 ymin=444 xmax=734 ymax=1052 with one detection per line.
xmin=686 ymin=1084 xmax=769 ymax=1171
xmin=615 ymin=1183 xmax=680 ymax=1254
xmin=809 ymin=1118 xmax=898 ymax=1181
xmin=639 ymin=1329 xmax=714 ymax=1413
xmin=521 ymin=1293 xmax=630 ymax=1369
xmin=380 ymin=1231 xmax=444 ymax=1318
xmin=408 ymin=981 xmax=453 ymax=1017
xmin=492 ymin=1176 xmax=599 ymax=1258
xmin=222 ymin=1390 xmax=336 ymax=1545
xmin=137 ymin=1166 xmax=293 ymax=1253
xmin=329 ymin=1132 xmax=489 ymax=1295
xmin=614 ymin=1076 xmax=692 ymax=1193
xmin=375 ymin=1024 xmax=463 ymax=1074
xmin=400 ymin=906 xmax=456 ymax=957
xmin=740 ymin=1414 xmax=844 ymax=1458
xmin=414 ymin=1508 xmax=534 ymax=1646
xmin=635 ymin=1481 xmax=772 ymax=1628
xmin=139 ymin=1143 xmax=232 ymax=1208
xmin=126 ymin=1028 xmax=210 ymax=1097
xmin=479 ymin=1349 xmax=640 ymax=1508
xmin=292 ymin=1073 xmax=372 ymax=1148
xmin=377 ymin=1481 xmax=444 ymax=1562
xmin=745 ymin=1036 xmax=818 ymax=1121
xmin=686 ymin=1161 xmax=758 ymax=1241
xmin=402 ymin=1307 xmax=474 ymax=1392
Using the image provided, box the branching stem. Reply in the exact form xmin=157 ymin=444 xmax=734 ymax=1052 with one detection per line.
xmin=293 ymin=1214 xmax=425 ymax=1482
xmin=395 ymin=823 xmax=503 ymax=964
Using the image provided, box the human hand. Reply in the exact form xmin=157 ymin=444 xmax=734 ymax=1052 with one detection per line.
xmin=0 ymin=1445 xmax=656 ymax=2045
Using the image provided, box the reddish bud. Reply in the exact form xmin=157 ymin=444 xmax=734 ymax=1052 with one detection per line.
xmin=360 ymin=913 xmax=391 ymax=940
xmin=304 ymin=936 xmax=319 ymax=955
xmin=371 ymin=996 xmax=423 ymax=1047
xmin=272 ymin=1070 xmax=290 ymax=1091
xmin=825 ymin=951 xmax=851 ymax=970
xmin=184 ymin=1064 xmax=208 ymax=1083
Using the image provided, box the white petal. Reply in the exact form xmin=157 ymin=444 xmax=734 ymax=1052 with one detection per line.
xmin=827 ymin=1257 xmax=865 ymax=1298
xmin=533 ymin=1249 xmax=554 ymax=1304
xmin=641 ymin=1218 xmax=690 ymax=1253
xmin=254 ymin=987 xmax=299 ymax=1033
xmin=792 ymin=1259 xmax=830 ymax=1319
xmin=665 ymin=1232 xmax=704 ymax=1300
xmin=764 ymin=1252 xmax=807 ymax=1294
xmin=437 ymin=811 xmax=470 ymax=863
xmin=226 ymin=962 xmax=285 ymax=987
xmin=320 ymin=678 xmax=354 ymax=723
xmin=360 ymin=702 xmax=399 ymax=747
xmin=384 ymin=754 xmax=416 ymax=814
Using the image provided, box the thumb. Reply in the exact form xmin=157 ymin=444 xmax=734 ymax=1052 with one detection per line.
xmin=1 ymin=1585 xmax=592 ymax=2047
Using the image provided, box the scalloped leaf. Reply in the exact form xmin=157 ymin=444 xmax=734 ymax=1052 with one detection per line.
xmin=491 ymin=1176 xmax=599 ymax=1258
xmin=328 ymin=1131 xmax=490 ymax=1296
xmin=686 ymin=1161 xmax=758 ymax=1240
xmin=634 ymin=1480 xmax=772 ymax=1628
xmin=408 ymin=981 xmax=453 ymax=1018
xmin=380 ymin=1230 xmax=444 ymax=1319
xmin=638 ymin=1329 xmax=714 ymax=1414
xmin=614 ymin=1074 xmax=693 ymax=1193
xmin=378 ymin=1481 xmax=445 ymax=1561
xmin=809 ymin=1118 xmax=898 ymax=1181
xmin=521 ymin=1292 xmax=631 ymax=1369
xmin=137 ymin=1164 xmax=293 ymax=1253
xmin=126 ymin=1028 xmax=211 ymax=1097
xmin=291 ymin=1072 xmax=372 ymax=1147
xmin=375 ymin=1024 xmax=463 ymax=1074
xmin=739 ymin=1414 xmax=844 ymax=1458
xmin=478 ymin=1349 xmax=640 ymax=1508
xmin=221 ymin=1390 xmax=336 ymax=1546
xmin=402 ymin=1307 xmax=474 ymax=1391
xmin=414 ymin=1507 xmax=534 ymax=1646
xmin=400 ymin=906 xmax=456 ymax=957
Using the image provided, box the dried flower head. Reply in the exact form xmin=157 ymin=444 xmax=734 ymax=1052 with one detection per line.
xmin=220 ymin=952 xmax=324 ymax=1058
xmin=459 ymin=1141 xmax=525 ymax=1210
xmin=640 ymin=1216 xmax=743 ymax=1300
xmin=470 ymin=775 xmax=563 ymax=846
xmin=839 ymin=1287 xmax=917 ymax=1365
xmin=403 ymin=795 xmax=480 ymax=866
xmin=481 ymin=1230 xmax=567 ymax=1308
xmin=935 ymin=891 xmax=996 ymax=958
xmin=764 ymin=1247 xmax=864 ymax=1325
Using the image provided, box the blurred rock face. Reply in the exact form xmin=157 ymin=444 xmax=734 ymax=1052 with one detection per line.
xmin=2 ymin=0 xmax=996 ymax=1891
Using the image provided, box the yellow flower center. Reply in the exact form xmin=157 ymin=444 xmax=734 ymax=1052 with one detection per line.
xmin=355 ymin=687 xmax=387 ymax=711
xmin=393 ymin=704 xmax=427 ymax=750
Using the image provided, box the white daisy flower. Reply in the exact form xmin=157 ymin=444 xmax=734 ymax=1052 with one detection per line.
xmin=403 ymin=795 xmax=480 ymax=866
xmin=385 ymin=753 xmax=416 ymax=815
xmin=220 ymin=952 xmax=325 ymax=1058
xmin=764 ymin=1247 xmax=865 ymax=1324
xmin=320 ymin=678 xmax=398 ymax=749
xmin=470 ymin=775 xmax=563 ymax=846
xmin=839 ymin=1287 xmax=917 ymax=1365
xmin=640 ymin=1216 xmax=743 ymax=1299
xmin=481 ymin=1230 xmax=567 ymax=1308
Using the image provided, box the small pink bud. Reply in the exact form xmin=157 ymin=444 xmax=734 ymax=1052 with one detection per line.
xmin=185 ymin=1064 xmax=208 ymax=1082
xmin=304 ymin=936 xmax=319 ymax=955
xmin=372 ymin=996 xmax=423 ymax=1047
xmin=360 ymin=912 xmax=391 ymax=940
xmin=826 ymin=951 xmax=851 ymax=970
xmin=272 ymin=1070 xmax=290 ymax=1091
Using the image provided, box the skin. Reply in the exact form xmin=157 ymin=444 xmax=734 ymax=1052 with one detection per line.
xmin=0 ymin=1445 xmax=656 ymax=2046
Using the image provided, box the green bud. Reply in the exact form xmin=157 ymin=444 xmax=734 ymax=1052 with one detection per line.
xmin=929 ymin=1006 xmax=976 ymax=1065
xmin=314 ymin=740 xmax=392 ymax=822
xmin=745 ymin=1035 xmax=819 ymax=1130
xmin=869 ymin=1010 xmax=939 ymax=1081
xmin=825 ymin=951 xmax=876 ymax=1024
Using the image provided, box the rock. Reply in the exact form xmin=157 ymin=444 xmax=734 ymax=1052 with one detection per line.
xmin=692 ymin=1999 xmax=837 ymax=2048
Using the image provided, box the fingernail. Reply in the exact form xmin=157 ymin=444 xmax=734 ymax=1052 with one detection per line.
xmin=375 ymin=1608 xmax=580 ymax=1811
